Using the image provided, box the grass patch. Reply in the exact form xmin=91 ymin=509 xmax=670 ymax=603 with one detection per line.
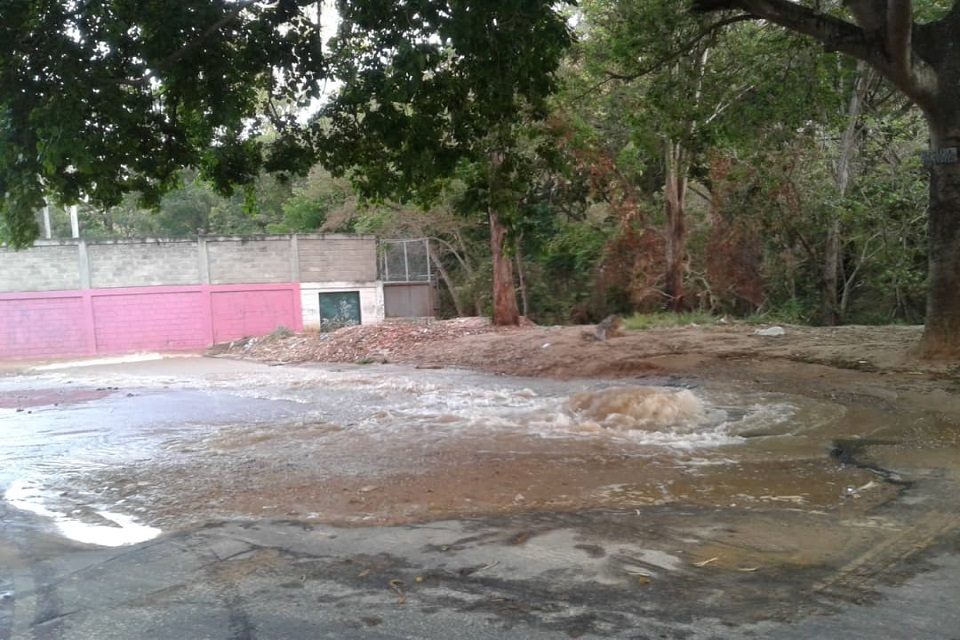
xmin=268 ymin=325 xmax=294 ymax=340
xmin=623 ymin=312 xmax=719 ymax=331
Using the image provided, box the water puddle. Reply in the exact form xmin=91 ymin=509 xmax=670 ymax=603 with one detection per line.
xmin=0 ymin=358 xmax=894 ymax=537
xmin=4 ymin=480 xmax=160 ymax=547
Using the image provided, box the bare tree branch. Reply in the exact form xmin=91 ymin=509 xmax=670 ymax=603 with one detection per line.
xmin=429 ymin=236 xmax=473 ymax=275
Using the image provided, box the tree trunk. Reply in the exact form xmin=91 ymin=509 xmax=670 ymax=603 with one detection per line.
xmin=514 ymin=233 xmax=529 ymax=318
xmin=489 ymin=210 xmax=520 ymax=326
xmin=821 ymin=219 xmax=842 ymax=325
xmin=823 ymin=65 xmax=868 ymax=326
xmin=920 ymin=117 xmax=960 ymax=356
xmin=664 ymin=141 xmax=689 ymax=312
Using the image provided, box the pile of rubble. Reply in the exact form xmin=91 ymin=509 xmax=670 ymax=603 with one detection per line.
xmin=212 ymin=317 xmax=499 ymax=364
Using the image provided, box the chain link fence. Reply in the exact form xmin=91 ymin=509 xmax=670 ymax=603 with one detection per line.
xmin=379 ymin=238 xmax=432 ymax=282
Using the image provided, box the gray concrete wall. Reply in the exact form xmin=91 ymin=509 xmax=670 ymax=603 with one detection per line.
xmin=0 ymin=244 xmax=81 ymax=292
xmin=299 ymin=237 xmax=377 ymax=283
xmin=88 ymin=241 xmax=201 ymax=288
xmin=0 ymin=235 xmax=381 ymax=292
xmin=207 ymin=239 xmax=293 ymax=285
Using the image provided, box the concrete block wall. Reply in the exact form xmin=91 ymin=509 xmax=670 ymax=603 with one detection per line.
xmin=0 ymin=293 xmax=90 ymax=358
xmin=210 ymin=288 xmax=300 ymax=343
xmin=92 ymin=289 xmax=211 ymax=352
xmin=208 ymin=239 xmax=294 ymax=285
xmin=88 ymin=241 xmax=201 ymax=288
xmin=0 ymin=285 xmax=303 ymax=360
xmin=298 ymin=237 xmax=377 ymax=283
xmin=0 ymin=244 xmax=81 ymax=292
xmin=0 ymin=234 xmax=386 ymax=359
xmin=0 ymin=235 xmax=379 ymax=292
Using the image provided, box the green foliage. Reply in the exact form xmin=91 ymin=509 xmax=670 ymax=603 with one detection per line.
xmin=0 ymin=0 xmax=325 ymax=247
xmin=278 ymin=168 xmax=352 ymax=233
xmin=1 ymin=1 xmax=571 ymax=247
xmin=743 ymin=299 xmax=810 ymax=326
xmin=317 ymin=0 xmax=573 ymax=214
xmin=524 ymin=219 xmax=612 ymax=324
xmin=2 ymin=0 xmax=936 ymax=335
xmin=623 ymin=311 xmax=718 ymax=330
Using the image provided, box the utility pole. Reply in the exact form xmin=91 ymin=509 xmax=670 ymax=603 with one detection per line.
xmin=42 ymin=204 xmax=52 ymax=239
xmin=69 ymin=204 xmax=80 ymax=239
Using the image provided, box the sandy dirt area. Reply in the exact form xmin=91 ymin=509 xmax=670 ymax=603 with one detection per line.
xmin=217 ymin=318 xmax=956 ymax=377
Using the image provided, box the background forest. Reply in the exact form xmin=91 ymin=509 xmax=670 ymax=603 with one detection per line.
xmin=37 ymin=0 xmax=931 ymax=328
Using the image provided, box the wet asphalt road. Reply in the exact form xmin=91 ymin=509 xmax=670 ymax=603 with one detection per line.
xmin=1 ymin=356 xmax=959 ymax=639
xmin=2 ymin=505 xmax=959 ymax=640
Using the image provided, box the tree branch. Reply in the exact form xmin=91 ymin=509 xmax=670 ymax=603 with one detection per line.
xmin=693 ymin=0 xmax=873 ymax=63
xmin=886 ymin=0 xmax=913 ymax=81
xmin=843 ymin=0 xmax=887 ymax=33
xmin=695 ymin=0 xmax=938 ymax=112
xmin=159 ymin=0 xmax=265 ymax=70
xmin=605 ymin=14 xmax=753 ymax=82
xmin=105 ymin=0 xmax=265 ymax=87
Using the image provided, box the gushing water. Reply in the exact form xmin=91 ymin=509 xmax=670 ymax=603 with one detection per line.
xmin=566 ymin=387 xmax=705 ymax=430
xmin=1 ymin=357 xmax=840 ymax=543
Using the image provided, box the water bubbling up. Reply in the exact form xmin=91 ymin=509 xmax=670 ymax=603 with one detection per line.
xmin=566 ymin=387 xmax=705 ymax=431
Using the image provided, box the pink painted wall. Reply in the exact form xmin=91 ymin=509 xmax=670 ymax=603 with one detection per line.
xmin=211 ymin=289 xmax=299 ymax=343
xmin=93 ymin=290 xmax=210 ymax=353
xmin=0 ymin=293 xmax=90 ymax=359
xmin=0 ymin=284 xmax=302 ymax=360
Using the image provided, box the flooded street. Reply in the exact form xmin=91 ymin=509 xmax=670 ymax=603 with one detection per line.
xmin=1 ymin=355 xmax=958 ymax=638
xmin=1 ymin=357 xmax=894 ymax=536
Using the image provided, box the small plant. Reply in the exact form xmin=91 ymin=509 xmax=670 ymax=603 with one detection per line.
xmin=744 ymin=299 xmax=809 ymax=326
xmin=269 ymin=325 xmax=294 ymax=339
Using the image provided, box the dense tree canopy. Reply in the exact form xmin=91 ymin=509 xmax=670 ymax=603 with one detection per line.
xmin=1 ymin=0 xmax=954 ymax=351
xmin=0 ymin=0 xmax=570 ymax=248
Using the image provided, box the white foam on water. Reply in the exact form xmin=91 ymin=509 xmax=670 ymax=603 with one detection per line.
xmin=351 ymin=384 xmax=777 ymax=450
xmin=4 ymin=480 xmax=160 ymax=547
xmin=26 ymin=358 xmax=805 ymax=451
xmin=29 ymin=353 xmax=192 ymax=371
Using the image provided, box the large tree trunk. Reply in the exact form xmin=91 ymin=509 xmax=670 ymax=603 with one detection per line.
xmin=489 ymin=210 xmax=520 ymax=326
xmin=664 ymin=140 xmax=689 ymax=312
xmin=920 ymin=116 xmax=960 ymax=357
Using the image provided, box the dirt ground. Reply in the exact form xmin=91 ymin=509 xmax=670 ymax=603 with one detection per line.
xmin=217 ymin=318 xmax=958 ymax=393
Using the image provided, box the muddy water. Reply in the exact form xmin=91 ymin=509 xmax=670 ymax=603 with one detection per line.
xmin=0 ymin=357 xmax=908 ymax=548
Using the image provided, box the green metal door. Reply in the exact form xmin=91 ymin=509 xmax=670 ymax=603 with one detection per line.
xmin=319 ymin=291 xmax=362 ymax=331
